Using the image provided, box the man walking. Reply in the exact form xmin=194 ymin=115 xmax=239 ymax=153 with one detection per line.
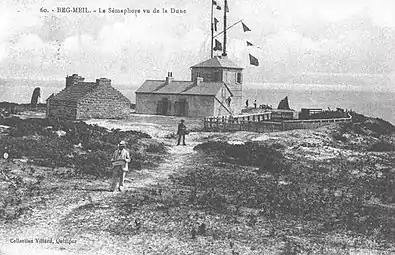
xmin=111 ymin=140 xmax=131 ymax=192
xmin=177 ymin=119 xmax=187 ymax=146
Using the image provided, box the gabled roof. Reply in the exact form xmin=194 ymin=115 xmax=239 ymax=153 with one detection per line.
xmin=136 ymin=80 xmax=230 ymax=96
xmin=191 ymin=56 xmax=242 ymax=69
xmin=49 ymin=82 xmax=97 ymax=102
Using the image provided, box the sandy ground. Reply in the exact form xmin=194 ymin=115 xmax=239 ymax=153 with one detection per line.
xmin=0 ymin=114 xmax=206 ymax=255
xmin=1 ymin=114 xmax=394 ymax=254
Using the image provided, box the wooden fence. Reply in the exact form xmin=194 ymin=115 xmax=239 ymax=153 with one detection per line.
xmin=203 ymin=113 xmax=351 ymax=133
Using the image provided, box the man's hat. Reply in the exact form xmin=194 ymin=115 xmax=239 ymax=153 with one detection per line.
xmin=119 ymin=140 xmax=126 ymax=146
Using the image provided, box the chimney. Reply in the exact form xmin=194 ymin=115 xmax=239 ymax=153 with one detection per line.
xmin=66 ymin=74 xmax=85 ymax=88
xmin=96 ymin=78 xmax=111 ymax=86
xmin=195 ymin=77 xmax=204 ymax=86
xmin=165 ymin=72 xmax=174 ymax=85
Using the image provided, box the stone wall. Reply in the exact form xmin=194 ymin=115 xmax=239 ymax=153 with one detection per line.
xmin=77 ymin=83 xmax=131 ymax=119
xmin=47 ymin=100 xmax=78 ymax=119
xmin=190 ymin=68 xmax=243 ymax=114
xmin=66 ymin=74 xmax=85 ymax=88
xmin=223 ymin=69 xmax=243 ymax=114
xmin=191 ymin=68 xmax=223 ymax=82
xmin=214 ymin=87 xmax=233 ymax=116
xmin=136 ymin=93 xmax=215 ymax=117
xmin=47 ymin=77 xmax=131 ymax=120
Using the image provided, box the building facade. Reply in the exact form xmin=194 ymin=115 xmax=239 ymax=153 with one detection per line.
xmin=135 ymin=56 xmax=243 ymax=117
xmin=46 ymin=74 xmax=131 ymax=120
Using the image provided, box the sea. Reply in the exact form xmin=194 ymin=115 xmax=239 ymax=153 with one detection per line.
xmin=0 ymin=79 xmax=394 ymax=124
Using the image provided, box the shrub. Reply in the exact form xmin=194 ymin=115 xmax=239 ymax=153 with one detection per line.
xmin=368 ymin=141 xmax=395 ymax=152
xmin=194 ymin=141 xmax=289 ymax=175
xmin=0 ymin=136 xmax=74 ymax=167
xmin=75 ymin=150 xmax=111 ymax=176
xmin=84 ymin=139 xmax=116 ymax=152
xmin=339 ymin=113 xmax=395 ymax=137
xmin=332 ymin=132 xmax=347 ymax=142
xmin=145 ymin=142 xmax=166 ymax=153
xmin=164 ymin=132 xmax=177 ymax=139
xmin=172 ymin=144 xmax=395 ymax=238
xmin=0 ymin=118 xmax=165 ymax=176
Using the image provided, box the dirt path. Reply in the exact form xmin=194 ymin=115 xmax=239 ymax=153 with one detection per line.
xmin=0 ymin=123 xmax=201 ymax=255
xmin=129 ymin=143 xmax=195 ymax=189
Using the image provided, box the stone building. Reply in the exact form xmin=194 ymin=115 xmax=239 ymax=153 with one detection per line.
xmin=46 ymin=74 xmax=131 ymax=120
xmin=135 ymin=55 xmax=243 ymax=117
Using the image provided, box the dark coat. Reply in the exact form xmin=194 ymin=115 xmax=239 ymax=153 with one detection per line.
xmin=177 ymin=123 xmax=187 ymax=135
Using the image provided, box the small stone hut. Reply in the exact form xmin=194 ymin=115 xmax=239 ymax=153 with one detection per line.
xmin=46 ymin=74 xmax=131 ymax=120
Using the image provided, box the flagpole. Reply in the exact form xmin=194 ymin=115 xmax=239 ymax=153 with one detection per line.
xmin=213 ymin=19 xmax=243 ymax=38
xmin=222 ymin=0 xmax=227 ymax=56
xmin=210 ymin=0 xmax=214 ymax=58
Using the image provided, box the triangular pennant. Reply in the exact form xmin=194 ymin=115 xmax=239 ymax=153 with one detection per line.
xmin=247 ymin=41 xmax=253 ymax=46
xmin=213 ymin=0 xmax=221 ymax=10
xmin=242 ymin=22 xmax=251 ymax=32
xmin=214 ymin=18 xmax=219 ymax=31
xmin=249 ymin=54 xmax=259 ymax=66
xmin=225 ymin=0 xmax=229 ymax=12
xmin=214 ymin=39 xmax=222 ymax=51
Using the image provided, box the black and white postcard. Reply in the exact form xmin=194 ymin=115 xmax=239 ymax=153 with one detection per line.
xmin=0 ymin=0 xmax=394 ymax=254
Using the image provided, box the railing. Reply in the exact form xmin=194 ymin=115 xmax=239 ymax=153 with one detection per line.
xmin=204 ymin=118 xmax=283 ymax=132
xmin=203 ymin=112 xmax=352 ymax=133
xmin=204 ymin=111 xmax=272 ymax=124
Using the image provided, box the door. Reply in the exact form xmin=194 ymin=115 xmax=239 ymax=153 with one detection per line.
xmin=157 ymin=98 xmax=171 ymax=115
xmin=175 ymin=99 xmax=188 ymax=116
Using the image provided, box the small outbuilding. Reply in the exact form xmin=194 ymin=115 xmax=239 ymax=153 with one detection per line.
xmin=46 ymin=74 xmax=131 ymax=120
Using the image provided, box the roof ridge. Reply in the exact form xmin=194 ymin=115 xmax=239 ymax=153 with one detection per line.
xmin=191 ymin=56 xmax=242 ymax=69
xmin=144 ymin=79 xmax=192 ymax=83
xmin=49 ymin=82 xmax=97 ymax=102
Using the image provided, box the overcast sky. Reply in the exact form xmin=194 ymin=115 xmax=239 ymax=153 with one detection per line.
xmin=1 ymin=0 xmax=395 ymax=84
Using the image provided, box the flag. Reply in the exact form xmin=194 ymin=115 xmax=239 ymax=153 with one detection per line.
xmin=242 ymin=22 xmax=251 ymax=32
xmin=249 ymin=54 xmax=259 ymax=66
xmin=213 ymin=0 xmax=221 ymax=10
xmin=214 ymin=39 xmax=222 ymax=51
xmin=247 ymin=41 xmax=253 ymax=46
xmin=225 ymin=0 xmax=229 ymax=12
xmin=214 ymin=17 xmax=219 ymax=31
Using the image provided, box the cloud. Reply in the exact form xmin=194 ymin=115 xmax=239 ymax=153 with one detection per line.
xmin=0 ymin=0 xmax=395 ymax=83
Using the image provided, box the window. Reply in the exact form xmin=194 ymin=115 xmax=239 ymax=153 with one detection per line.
xmin=226 ymin=97 xmax=232 ymax=106
xmin=236 ymin=73 xmax=242 ymax=83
